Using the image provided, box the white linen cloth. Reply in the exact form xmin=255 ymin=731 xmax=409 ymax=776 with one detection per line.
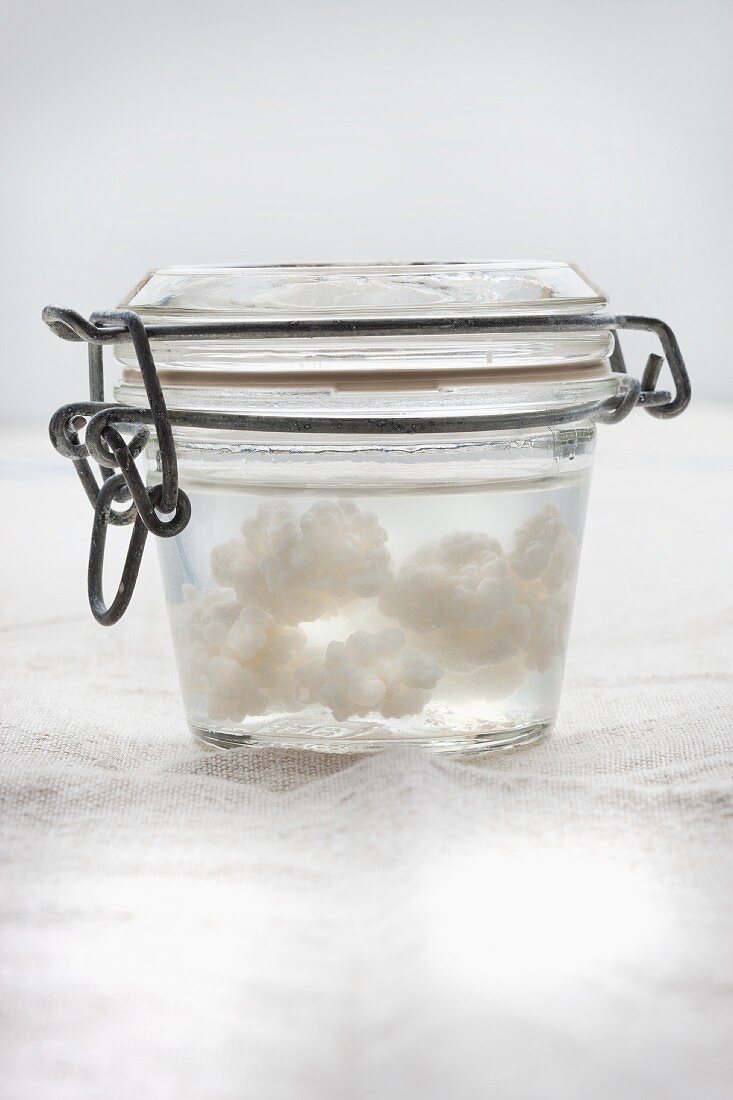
xmin=1 ymin=405 xmax=732 ymax=1100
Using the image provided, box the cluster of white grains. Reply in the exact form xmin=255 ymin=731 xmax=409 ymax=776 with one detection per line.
xmin=173 ymin=501 xmax=578 ymax=725
xmin=292 ymin=629 xmax=442 ymax=722
xmin=209 ymin=501 xmax=391 ymax=624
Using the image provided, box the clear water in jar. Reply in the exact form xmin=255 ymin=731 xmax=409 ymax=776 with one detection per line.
xmin=157 ymin=468 xmax=591 ymax=753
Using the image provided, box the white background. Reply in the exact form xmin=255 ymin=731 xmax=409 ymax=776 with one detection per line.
xmin=1 ymin=0 xmax=731 ymax=420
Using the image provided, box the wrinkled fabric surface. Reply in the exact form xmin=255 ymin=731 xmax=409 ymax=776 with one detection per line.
xmin=1 ymin=406 xmax=732 ymax=1100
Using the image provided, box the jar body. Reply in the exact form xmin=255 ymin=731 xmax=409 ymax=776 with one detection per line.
xmin=152 ymin=421 xmax=594 ymax=753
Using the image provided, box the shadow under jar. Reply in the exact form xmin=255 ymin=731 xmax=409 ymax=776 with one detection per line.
xmin=111 ymin=262 xmax=618 ymax=753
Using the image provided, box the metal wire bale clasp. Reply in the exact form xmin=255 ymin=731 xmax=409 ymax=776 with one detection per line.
xmin=44 ymin=303 xmax=691 ymax=625
xmin=46 ymin=308 xmax=191 ymax=625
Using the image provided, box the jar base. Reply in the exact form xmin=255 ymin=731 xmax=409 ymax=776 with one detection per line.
xmin=189 ymin=719 xmax=553 ymax=756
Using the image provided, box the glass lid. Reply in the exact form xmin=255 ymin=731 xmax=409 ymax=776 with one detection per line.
xmin=114 ymin=262 xmax=618 ymax=419
xmin=122 ymin=261 xmax=606 ymax=321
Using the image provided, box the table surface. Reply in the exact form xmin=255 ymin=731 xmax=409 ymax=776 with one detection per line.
xmin=1 ymin=406 xmax=732 ymax=1100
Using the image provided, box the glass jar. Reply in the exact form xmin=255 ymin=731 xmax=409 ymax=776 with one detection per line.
xmin=45 ymin=261 xmax=689 ymax=755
